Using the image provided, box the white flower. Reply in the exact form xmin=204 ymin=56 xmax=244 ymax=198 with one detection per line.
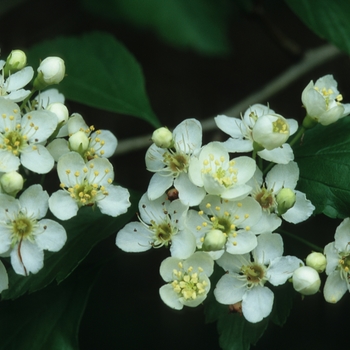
xmin=0 ymin=60 xmax=34 ymax=102
xmin=189 ymin=142 xmax=256 ymax=200
xmin=49 ymin=152 xmax=130 ymax=220
xmin=0 ymin=260 xmax=8 ymax=292
xmin=214 ymin=233 xmax=302 ymax=323
xmin=186 ymin=195 xmax=262 ymax=258
xmin=323 ymin=218 xmax=350 ymax=303
xmin=215 ymin=104 xmax=298 ymax=164
xmin=47 ymin=113 xmax=117 ymax=161
xmin=0 ymin=97 xmax=57 ymax=173
xmin=293 ymin=266 xmax=320 ymax=296
xmin=116 ymin=193 xmax=195 ymax=259
xmin=36 ymin=57 xmax=65 ymax=86
xmin=249 ymin=161 xmax=314 ymax=233
xmin=0 ymin=185 xmax=67 ymax=276
xmin=159 ymin=252 xmax=214 ymax=309
xmin=146 ymin=118 xmax=205 ymax=206
xmin=302 ymin=75 xmax=350 ymax=126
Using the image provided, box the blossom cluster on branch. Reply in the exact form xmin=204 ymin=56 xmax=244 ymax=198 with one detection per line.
xmin=116 ymin=74 xmax=350 ymax=323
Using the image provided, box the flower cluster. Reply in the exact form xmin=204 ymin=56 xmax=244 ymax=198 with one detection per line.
xmin=0 ymin=49 xmax=131 ymax=282
xmin=116 ymin=80 xmax=345 ymax=322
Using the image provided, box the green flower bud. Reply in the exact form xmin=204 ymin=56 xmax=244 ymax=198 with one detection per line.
xmin=276 ymin=188 xmax=296 ymax=215
xmin=202 ymin=229 xmax=226 ymax=251
xmin=292 ymin=266 xmax=321 ymax=296
xmin=0 ymin=171 xmax=24 ymax=196
xmin=4 ymin=50 xmax=27 ymax=76
xmin=306 ymin=252 xmax=327 ymax=273
xmin=69 ymin=131 xmax=89 ymax=153
xmin=151 ymin=127 xmax=173 ymax=148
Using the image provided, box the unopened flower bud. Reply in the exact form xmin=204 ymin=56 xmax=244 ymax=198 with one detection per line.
xmin=46 ymin=103 xmax=69 ymax=124
xmin=252 ymin=114 xmax=290 ymax=150
xmin=151 ymin=127 xmax=173 ymax=148
xmin=276 ymin=188 xmax=296 ymax=215
xmin=0 ymin=171 xmax=24 ymax=196
xmin=69 ymin=131 xmax=89 ymax=153
xmin=202 ymin=229 xmax=226 ymax=251
xmin=4 ymin=50 xmax=27 ymax=75
xmin=292 ymin=266 xmax=321 ymax=296
xmin=34 ymin=57 xmax=65 ymax=90
xmin=306 ymin=252 xmax=327 ymax=273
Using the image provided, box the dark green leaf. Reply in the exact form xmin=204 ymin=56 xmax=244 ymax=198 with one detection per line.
xmin=285 ymin=0 xmax=350 ymax=54
xmin=0 ymin=266 xmax=96 ymax=350
xmin=2 ymin=190 xmax=139 ymax=300
xmin=294 ymin=118 xmax=350 ymax=218
xmin=27 ymin=31 xmax=160 ymax=127
xmin=80 ymin=0 xmax=233 ymax=56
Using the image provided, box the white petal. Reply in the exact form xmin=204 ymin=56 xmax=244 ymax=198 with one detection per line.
xmin=282 ymin=191 xmax=315 ymax=223
xmin=11 ymin=240 xmax=44 ymax=275
xmin=226 ymin=230 xmax=257 ymax=255
xmin=258 ymin=144 xmax=294 ymax=164
xmin=242 ymin=286 xmax=274 ymax=323
xmin=21 ymin=145 xmax=55 ymax=174
xmin=115 ymin=222 xmax=152 ymax=252
xmin=214 ymin=115 xmax=245 ymax=138
xmin=266 ymin=161 xmax=299 ymax=192
xmin=57 ymin=152 xmax=86 ymax=185
xmin=35 ymin=219 xmax=67 ymax=252
xmin=159 ymin=256 xmax=182 ymax=281
xmin=216 ymin=252 xmax=250 ymax=273
xmin=0 ymin=260 xmax=8 ymax=292
xmin=0 ymin=149 xmax=20 ymax=172
xmin=267 ymin=255 xmax=303 ymax=286
xmin=250 ymin=212 xmax=281 ymax=235
xmin=145 ymin=144 xmax=166 ymax=171
xmin=19 ymin=184 xmax=49 ymax=219
xmin=97 ymin=185 xmax=130 ymax=217
xmin=323 ymin=270 xmax=348 ymax=303
xmin=287 ymin=118 xmax=299 ymax=135
xmin=184 ymin=252 xmax=214 ymax=276
xmin=90 ymin=129 xmax=117 ymax=158
xmin=68 ymin=113 xmax=89 ymax=133
xmin=147 ymin=173 xmax=173 ymax=200
xmin=86 ymin=157 xmax=114 ymax=186
xmin=175 ymin=173 xmax=206 ymax=206
xmin=170 ymin=230 xmax=196 ymax=259
xmin=334 ymin=217 xmax=350 ymax=251
xmin=159 ymin=284 xmax=183 ymax=310
xmin=221 ymin=138 xmax=253 ymax=153
xmin=214 ymin=273 xmax=246 ymax=304
xmin=173 ymin=118 xmax=202 ymax=153
xmin=46 ymin=138 xmax=70 ymax=162
xmin=253 ymin=233 xmax=283 ymax=265
xmin=5 ymin=89 xmax=31 ymax=102
xmin=6 ymin=67 xmax=34 ymax=91
xmin=0 ymin=226 xmax=12 ymax=253
xmin=324 ymin=242 xmax=340 ymax=275
xmin=49 ymin=190 xmax=79 ymax=220
xmin=188 ymin=157 xmax=203 ymax=187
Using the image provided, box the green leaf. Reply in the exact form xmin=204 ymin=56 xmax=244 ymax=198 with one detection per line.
xmin=80 ymin=0 xmax=233 ymax=56
xmin=27 ymin=31 xmax=160 ymax=128
xmin=294 ymin=118 xmax=350 ymax=218
xmin=1 ymin=190 xmax=140 ymax=300
xmin=0 ymin=266 xmax=96 ymax=350
xmin=285 ymin=0 xmax=350 ymax=54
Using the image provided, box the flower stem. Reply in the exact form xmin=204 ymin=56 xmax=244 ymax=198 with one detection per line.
xmin=289 ymin=125 xmax=306 ymax=148
xmin=279 ymin=228 xmax=323 ymax=252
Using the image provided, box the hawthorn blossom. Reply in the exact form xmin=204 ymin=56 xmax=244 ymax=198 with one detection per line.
xmin=323 ymin=218 xmax=350 ymax=303
xmin=214 ymin=233 xmax=302 ymax=323
xmin=145 ymin=118 xmax=205 ymax=206
xmin=249 ymin=161 xmax=314 ymax=234
xmin=159 ymin=252 xmax=214 ymax=309
xmin=215 ymin=104 xmax=298 ymax=164
xmin=47 ymin=113 xmax=117 ymax=161
xmin=49 ymin=152 xmax=130 ymax=220
xmin=302 ymin=74 xmax=350 ymax=126
xmin=186 ymin=195 xmax=262 ymax=258
xmin=188 ymin=142 xmax=256 ymax=200
xmin=116 ymin=193 xmax=195 ymax=259
xmin=0 ymin=185 xmax=67 ymax=276
xmin=0 ymin=97 xmax=58 ymax=173
xmin=0 ymin=60 xmax=34 ymax=102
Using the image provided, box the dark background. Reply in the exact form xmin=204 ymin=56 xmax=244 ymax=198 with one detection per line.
xmin=1 ymin=0 xmax=349 ymax=349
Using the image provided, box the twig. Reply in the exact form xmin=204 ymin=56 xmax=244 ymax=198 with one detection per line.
xmin=115 ymin=44 xmax=342 ymax=156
